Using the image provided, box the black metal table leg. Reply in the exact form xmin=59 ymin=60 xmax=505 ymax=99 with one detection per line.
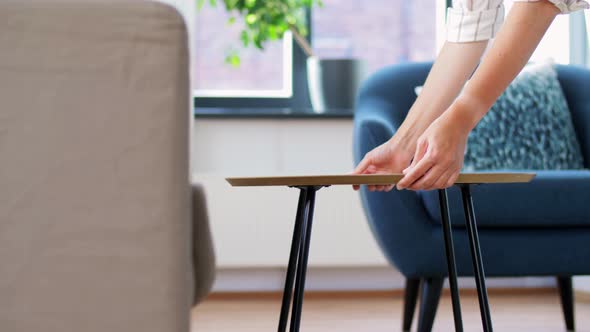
xmin=438 ymin=189 xmax=464 ymax=332
xmin=460 ymin=185 xmax=493 ymax=332
xmin=277 ymin=186 xmax=321 ymax=332
xmin=289 ymin=188 xmax=316 ymax=332
xmin=277 ymin=189 xmax=308 ymax=332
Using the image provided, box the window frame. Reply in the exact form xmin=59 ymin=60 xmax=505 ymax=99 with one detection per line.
xmin=194 ymin=4 xmax=445 ymax=113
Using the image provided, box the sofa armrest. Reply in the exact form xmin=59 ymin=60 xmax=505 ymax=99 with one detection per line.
xmin=192 ymin=183 xmax=215 ymax=305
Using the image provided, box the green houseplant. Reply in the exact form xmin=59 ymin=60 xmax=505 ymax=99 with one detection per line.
xmin=199 ymin=0 xmax=366 ymax=113
xmin=198 ymin=0 xmax=318 ymax=65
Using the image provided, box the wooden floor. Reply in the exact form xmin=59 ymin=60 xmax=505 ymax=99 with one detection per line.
xmin=192 ymin=290 xmax=590 ymax=332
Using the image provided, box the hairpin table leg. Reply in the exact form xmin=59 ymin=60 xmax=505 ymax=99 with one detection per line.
xmin=460 ymin=185 xmax=493 ymax=332
xmin=439 ymin=189 xmax=464 ymax=332
xmin=277 ymin=189 xmax=308 ymax=332
xmin=289 ymin=188 xmax=316 ymax=332
xmin=277 ymin=186 xmax=321 ymax=332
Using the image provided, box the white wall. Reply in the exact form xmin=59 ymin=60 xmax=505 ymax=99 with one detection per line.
xmin=192 ymin=118 xmax=388 ymax=268
xmin=193 ymin=118 xmax=558 ymax=292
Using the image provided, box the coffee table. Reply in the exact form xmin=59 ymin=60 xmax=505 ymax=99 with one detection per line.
xmin=226 ymin=173 xmax=535 ymax=332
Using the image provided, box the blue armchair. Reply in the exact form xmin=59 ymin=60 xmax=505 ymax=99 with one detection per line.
xmin=353 ymin=62 xmax=590 ymax=332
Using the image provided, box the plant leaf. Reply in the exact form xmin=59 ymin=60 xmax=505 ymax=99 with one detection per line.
xmin=245 ymin=13 xmax=258 ymax=25
xmin=225 ymin=0 xmax=239 ymax=10
xmin=225 ymin=52 xmax=241 ymax=67
xmin=253 ymin=34 xmax=264 ymax=49
xmin=217 ymin=0 xmax=321 ymax=56
xmin=268 ymin=25 xmax=278 ymax=40
xmin=240 ymin=30 xmax=250 ymax=47
xmin=285 ymin=15 xmax=296 ymax=25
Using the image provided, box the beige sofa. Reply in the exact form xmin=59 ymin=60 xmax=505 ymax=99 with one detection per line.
xmin=0 ymin=1 xmax=214 ymax=331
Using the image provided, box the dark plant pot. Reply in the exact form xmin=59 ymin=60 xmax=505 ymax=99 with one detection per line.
xmin=307 ymin=57 xmax=367 ymax=113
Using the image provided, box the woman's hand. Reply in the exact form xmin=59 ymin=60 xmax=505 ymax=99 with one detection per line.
xmin=353 ymin=138 xmax=414 ymax=192
xmin=396 ymin=107 xmax=474 ymax=191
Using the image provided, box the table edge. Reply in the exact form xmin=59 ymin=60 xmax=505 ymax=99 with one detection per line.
xmin=225 ymin=173 xmax=536 ymax=187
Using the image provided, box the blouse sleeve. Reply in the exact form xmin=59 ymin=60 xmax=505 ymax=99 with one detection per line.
xmin=446 ymin=0 xmax=506 ymax=43
xmin=447 ymin=0 xmax=590 ymax=43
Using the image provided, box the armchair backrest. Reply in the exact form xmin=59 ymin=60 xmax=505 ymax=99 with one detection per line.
xmin=356 ymin=62 xmax=433 ymax=131
xmin=356 ymin=62 xmax=590 ymax=167
xmin=0 ymin=1 xmax=192 ymax=331
xmin=556 ymin=65 xmax=590 ymax=168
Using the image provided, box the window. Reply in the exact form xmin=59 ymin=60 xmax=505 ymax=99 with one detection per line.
xmin=189 ymin=0 xmax=581 ymax=113
xmin=312 ymin=0 xmax=439 ymax=75
xmin=193 ymin=0 xmax=443 ymax=111
xmin=193 ymin=5 xmax=293 ymax=98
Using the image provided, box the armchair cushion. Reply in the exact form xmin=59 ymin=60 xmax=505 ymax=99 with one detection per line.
xmin=420 ymin=170 xmax=590 ymax=228
xmin=463 ymin=63 xmax=585 ymax=171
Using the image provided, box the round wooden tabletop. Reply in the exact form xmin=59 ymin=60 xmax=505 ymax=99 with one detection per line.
xmin=226 ymin=173 xmax=536 ymax=187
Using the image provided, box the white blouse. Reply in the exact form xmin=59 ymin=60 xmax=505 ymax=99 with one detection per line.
xmin=447 ymin=0 xmax=589 ymax=42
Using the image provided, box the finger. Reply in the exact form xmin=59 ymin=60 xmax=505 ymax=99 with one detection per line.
xmin=352 ymin=170 xmax=358 ymax=190
xmin=378 ymin=185 xmax=394 ymax=191
xmin=398 ymin=140 xmax=428 ymax=189
xmin=423 ymin=163 xmax=454 ymax=190
xmin=370 ymin=184 xmax=390 ymax=192
xmin=440 ymin=167 xmax=462 ymax=189
xmin=397 ymin=152 xmax=434 ymax=190
xmin=366 ymin=182 xmax=404 ymax=192
xmin=408 ymin=165 xmax=446 ymax=191
xmin=432 ymin=169 xmax=453 ymax=190
xmin=430 ymin=166 xmax=458 ymax=190
xmin=353 ymin=153 xmax=373 ymax=174
xmin=404 ymin=139 xmax=428 ymax=173
xmin=352 ymin=154 xmax=374 ymax=190
xmin=353 ymin=175 xmax=369 ymax=190
xmin=408 ymin=166 xmax=444 ymax=191
xmin=370 ymin=185 xmax=384 ymax=192
xmin=445 ymin=171 xmax=460 ymax=189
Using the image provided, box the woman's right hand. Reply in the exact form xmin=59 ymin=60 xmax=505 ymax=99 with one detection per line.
xmin=352 ymin=138 xmax=414 ymax=192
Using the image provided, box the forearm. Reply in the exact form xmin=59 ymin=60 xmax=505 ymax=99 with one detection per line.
xmin=450 ymin=1 xmax=560 ymax=130
xmin=394 ymin=40 xmax=487 ymax=151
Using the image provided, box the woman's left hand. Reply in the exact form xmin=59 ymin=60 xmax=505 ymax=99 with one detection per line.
xmin=396 ymin=109 xmax=472 ymax=191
